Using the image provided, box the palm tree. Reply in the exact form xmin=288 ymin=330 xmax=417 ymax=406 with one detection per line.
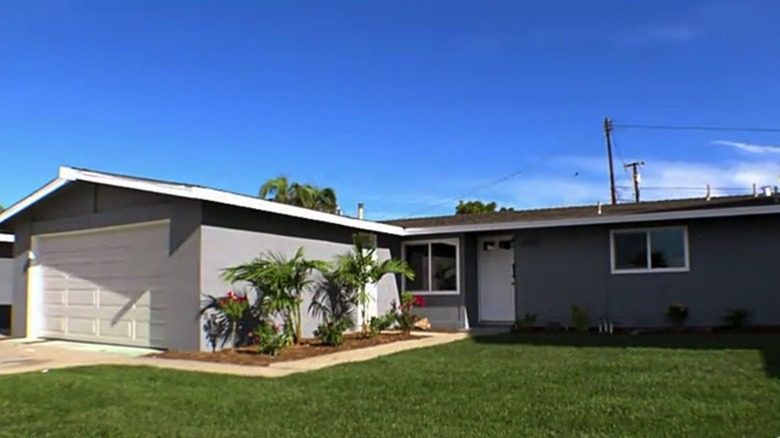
xmin=335 ymin=234 xmax=415 ymax=334
xmin=259 ymin=176 xmax=339 ymax=213
xmin=221 ymin=247 xmax=329 ymax=344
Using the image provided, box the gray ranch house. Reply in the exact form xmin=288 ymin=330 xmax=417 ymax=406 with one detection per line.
xmin=1 ymin=167 xmax=778 ymax=351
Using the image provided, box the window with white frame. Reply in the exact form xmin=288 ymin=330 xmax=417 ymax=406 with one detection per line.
xmin=611 ymin=227 xmax=689 ymax=273
xmin=403 ymin=239 xmax=459 ymax=294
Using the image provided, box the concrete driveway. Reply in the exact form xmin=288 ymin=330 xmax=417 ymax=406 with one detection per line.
xmin=0 ymin=338 xmax=150 ymax=375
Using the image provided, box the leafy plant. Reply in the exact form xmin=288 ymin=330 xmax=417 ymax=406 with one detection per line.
xmin=259 ymin=175 xmax=338 ymax=213
xmin=309 ymin=267 xmax=357 ymax=327
xmin=314 ymin=317 xmax=352 ymax=346
xmin=334 ymin=234 xmax=415 ymax=334
xmin=368 ymin=310 xmax=397 ymax=337
xmin=395 ymin=292 xmax=424 ymax=334
xmin=199 ymin=291 xmax=250 ymax=349
xmin=570 ymin=305 xmax=589 ymax=332
xmin=724 ymin=308 xmax=749 ymax=329
xmin=222 ymin=247 xmax=329 ymax=345
xmin=511 ymin=313 xmax=537 ymax=332
xmin=666 ymin=303 xmax=689 ymax=328
xmin=252 ymin=320 xmax=291 ymax=356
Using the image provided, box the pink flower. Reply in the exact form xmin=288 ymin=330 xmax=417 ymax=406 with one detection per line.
xmin=274 ymin=323 xmax=281 ymax=331
xmin=227 ymin=290 xmax=235 ymax=298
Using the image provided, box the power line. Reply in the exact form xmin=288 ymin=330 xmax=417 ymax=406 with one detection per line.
xmin=613 ymin=123 xmax=780 ymax=133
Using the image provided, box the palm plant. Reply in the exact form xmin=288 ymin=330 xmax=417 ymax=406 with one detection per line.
xmin=222 ymin=247 xmax=329 ymax=344
xmin=335 ymin=234 xmax=415 ymax=334
xmin=309 ymin=267 xmax=357 ymax=327
xmin=259 ymin=175 xmax=339 ymax=213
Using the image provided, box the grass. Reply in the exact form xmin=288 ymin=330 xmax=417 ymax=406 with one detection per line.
xmin=1 ymin=333 xmax=779 ymax=437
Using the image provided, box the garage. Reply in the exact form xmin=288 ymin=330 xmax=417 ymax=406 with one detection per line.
xmin=32 ymin=221 xmax=170 ymax=348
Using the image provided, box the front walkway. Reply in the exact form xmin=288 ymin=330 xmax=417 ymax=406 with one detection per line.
xmin=0 ymin=332 xmax=470 ymax=377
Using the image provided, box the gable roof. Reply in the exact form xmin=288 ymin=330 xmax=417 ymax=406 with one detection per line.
xmin=0 ymin=167 xmax=407 ymax=236
xmin=388 ymin=194 xmax=780 ymax=235
xmin=1 ymin=167 xmax=779 ymax=238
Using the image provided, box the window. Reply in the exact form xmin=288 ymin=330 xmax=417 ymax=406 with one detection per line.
xmin=403 ymin=239 xmax=459 ymax=294
xmin=611 ymin=227 xmax=689 ymax=273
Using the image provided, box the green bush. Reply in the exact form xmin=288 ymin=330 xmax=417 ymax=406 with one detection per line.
xmin=666 ymin=303 xmax=689 ymax=328
xmin=368 ymin=311 xmax=396 ymax=337
xmin=511 ymin=313 xmax=538 ymax=332
xmin=570 ymin=305 xmax=589 ymax=332
xmin=314 ymin=317 xmax=352 ymax=346
xmin=395 ymin=292 xmax=424 ymax=333
xmin=723 ymin=308 xmax=749 ymax=328
xmin=252 ymin=320 xmax=292 ymax=356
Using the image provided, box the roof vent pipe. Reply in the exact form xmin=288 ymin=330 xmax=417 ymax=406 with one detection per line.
xmin=705 ymin=184 xmax=711 ymax=201
xmin=597 ymin=201 xmax=602 ymax=215
xmin=753 ymin=183 xmax=758 ymax=197
xmin=357 ymin=203 xmax=365 ymax=220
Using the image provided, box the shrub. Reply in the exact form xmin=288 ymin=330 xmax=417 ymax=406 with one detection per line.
xmin=511 ymin=313 xmax=537 ymax=332
xmin=666 ymin=303 xmax=689 ymax=328
xmin=368 ymin=311 xmax=397 ymax=337
xmin=252 ymin=320 xmax=292 ymax=356
xmin=570 ymin=305 xmax=589 ymax=332
xmin=395 ymin=292 xmax=424 ymax=333
xmin=200 ymin=290 xmax=250 ymax=349
xmin=314 ymin=317 xmax=352 ymax=346
xmin=724 ymin=308 xmax=749 ymax=328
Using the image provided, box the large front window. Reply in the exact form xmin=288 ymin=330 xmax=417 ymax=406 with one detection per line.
xmin=611 ymin=227 xmax=689 ymax=274
xmin=403 ymin=239 xmax=459 ymax=294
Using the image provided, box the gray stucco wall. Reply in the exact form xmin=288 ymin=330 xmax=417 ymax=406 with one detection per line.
xmin=514 ymin=215 xmax=780 ymax=328
xmin=199 ymin=225 xmax=400 ymax=351
xmin=400 ymin=233 xmax=474 ymax=330
xmin=7 ymin=182 xmax=203 ymax=349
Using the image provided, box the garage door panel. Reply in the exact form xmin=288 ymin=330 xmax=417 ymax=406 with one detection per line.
xmin=67 ymin=317 xmax=97 ymax=336
xmin=98 ymin=319 xmax=132 ymax=339
xmin=37 ymin=222 xmax=171 ymax=348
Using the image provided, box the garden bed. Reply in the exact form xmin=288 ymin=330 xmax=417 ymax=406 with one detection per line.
xmin=150 ymin=332 xmax=421 ymax=367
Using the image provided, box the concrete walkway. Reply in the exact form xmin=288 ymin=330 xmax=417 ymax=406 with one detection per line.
xmin=0 ymin=332 xmax=470 ymax=378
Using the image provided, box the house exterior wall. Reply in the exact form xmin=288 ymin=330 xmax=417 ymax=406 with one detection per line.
xmin=513 ymin=214 xmax=780 ymax=328
xmin=199 ymin=203 xmax=402 ymax=351
xmin=399 ymin=233 xmax=475 ymax=330
xmin=7 ymin=182 xmax=203 ymax=349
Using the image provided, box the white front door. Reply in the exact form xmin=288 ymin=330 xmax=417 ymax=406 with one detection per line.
xmin=478 ymin=236 xmax=516 ymax=322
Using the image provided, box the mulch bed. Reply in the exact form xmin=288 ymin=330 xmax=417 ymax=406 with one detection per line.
xmin=149 ymin=332 xmax=421 ymax=367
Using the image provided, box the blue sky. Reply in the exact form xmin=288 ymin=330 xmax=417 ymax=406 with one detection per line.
xmin=2 ymin=0 xmax=780 ymax=219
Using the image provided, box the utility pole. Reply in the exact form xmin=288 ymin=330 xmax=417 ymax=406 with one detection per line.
xmin=624 ymin=161 xmax=644 ymax=203
xmin=603 ymin=118 xmax=617 ymax=205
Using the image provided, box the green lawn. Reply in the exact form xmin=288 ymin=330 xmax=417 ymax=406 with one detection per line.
xmin=1 ymin=334 xmax=779 ymax=437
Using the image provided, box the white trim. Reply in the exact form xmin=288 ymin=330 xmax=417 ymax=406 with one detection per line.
xmin=0 ymin=167 xmax=405 ymax=236
xmin=28 ymin=237 xmax=43 ymax=339
xmin=402 ymin=203 xmax=780 ymax=236
xmin=401 ymin=238 xmax=460 ymax=295
xmin=0 ymin=178 xmax=70 ymax=225
xmin=610 ymin=226 xmax=690 ymax=274
xmin=0 ymin=234 xmax=14 ymax=243
xmin=63 ymin=168 xmax=406 ymax=235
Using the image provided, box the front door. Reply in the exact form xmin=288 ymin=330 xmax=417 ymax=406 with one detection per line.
xmin=478 ymin=236 xmax=516 ymax=322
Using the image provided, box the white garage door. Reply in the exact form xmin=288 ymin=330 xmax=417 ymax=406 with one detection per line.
xmin=34 ymin=222 xmax=170 ymax=348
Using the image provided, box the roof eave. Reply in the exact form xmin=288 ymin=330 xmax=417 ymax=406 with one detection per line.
xmin=402 ymin=203 xmax=780 ymax=235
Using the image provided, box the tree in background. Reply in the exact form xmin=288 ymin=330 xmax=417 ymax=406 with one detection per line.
xmin=259 ymin=175 xmax=338 ymax=213
xmin=456 ymin=200 xmax=514 ymax=215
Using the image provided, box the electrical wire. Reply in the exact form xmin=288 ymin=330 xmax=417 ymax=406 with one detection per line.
xmin=613 ymin=124 xmax=780 ymax=133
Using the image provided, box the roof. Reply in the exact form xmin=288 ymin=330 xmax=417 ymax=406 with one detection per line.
xmin=0 ymin=167 xmax=406 ymax=236
xmin=385 ymin=195 xmax=779 ymax=228
xmin=1 ymin=167 xmax=779 ymax=238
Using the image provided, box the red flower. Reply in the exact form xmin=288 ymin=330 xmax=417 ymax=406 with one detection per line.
xmin=413 ymin=295 xmax=425 ymax=307
xmin=219 ymin=298 xmax=227 ymax=307
xmin=227 ymin=290 xmax=235 ymax=298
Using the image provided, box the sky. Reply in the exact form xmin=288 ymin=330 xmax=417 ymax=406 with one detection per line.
xmin=2 ymin=0 xmax=780 ymax=219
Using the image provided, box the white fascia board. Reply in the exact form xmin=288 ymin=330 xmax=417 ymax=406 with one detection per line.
xmin=0 ymin=178 xmax=71 ymax=226
xmin=402 ymin=203 xmax=780 ymax=236
xmin=62 ymin=167 xmax=407 ymax=236
xmin=0 ymin=233 xmax=14 ymax=243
